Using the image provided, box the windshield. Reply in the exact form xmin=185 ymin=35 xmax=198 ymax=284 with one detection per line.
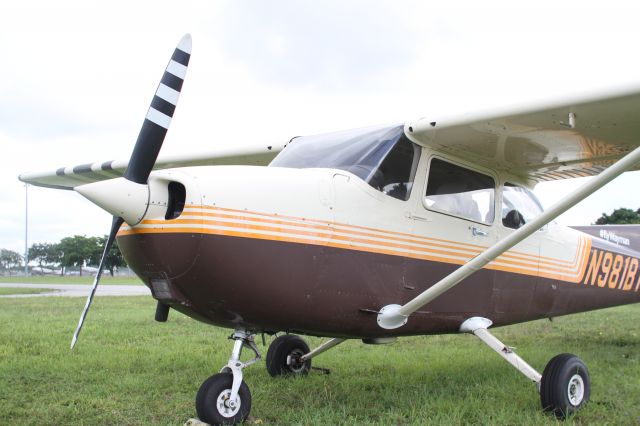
xmin=271 ymin=125 xmax=420 ymax=201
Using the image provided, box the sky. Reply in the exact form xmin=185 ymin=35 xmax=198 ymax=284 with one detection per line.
xmin=1 ymin=0 xmax=639 ymax=255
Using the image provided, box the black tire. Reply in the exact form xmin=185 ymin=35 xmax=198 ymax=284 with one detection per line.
xmin=540 ymin=353 xmax=590 ymax=419
xmin=195 ymin=373 xmax=251 ymax=425
xmin=266 ymin=334 xmax=311 ymax=377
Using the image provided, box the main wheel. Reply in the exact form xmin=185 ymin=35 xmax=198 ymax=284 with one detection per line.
xmin=195 ymin=373 xmax=251 ymax=425
xmin=540 ymin=353 xmax=590 ymax=419
xmin=266 ymin=334 xmax=311 ymax=377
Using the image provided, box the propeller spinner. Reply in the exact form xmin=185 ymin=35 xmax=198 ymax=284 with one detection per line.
xmin=70 ymin=34 xmax=192 ymax=349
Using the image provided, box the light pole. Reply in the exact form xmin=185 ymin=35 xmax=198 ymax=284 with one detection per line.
xmin=24 ymin=183 xmax=29 ymax=276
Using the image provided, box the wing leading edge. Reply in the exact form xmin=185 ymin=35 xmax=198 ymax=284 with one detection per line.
xmin=19 ymin=144 xmax=284 ymax=190
xmin=405 ymin=88 xmax=640 ymax=184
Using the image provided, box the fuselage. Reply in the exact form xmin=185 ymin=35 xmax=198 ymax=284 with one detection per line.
xmin=116 ymin=128 xmax=640 ymax=338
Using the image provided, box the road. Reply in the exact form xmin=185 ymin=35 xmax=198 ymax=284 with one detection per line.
xmin=0 ymin=283 xmax=151 ymax=298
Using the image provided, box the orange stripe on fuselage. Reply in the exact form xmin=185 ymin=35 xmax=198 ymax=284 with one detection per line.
xmin=140 ymin=215 xmax=585 ymax=275
xmin=190 ymin=205 xmax=577 ymax=265
xmin=118 ymin=206 xmax=592 ymax=283
xmin=178 ymin=206 xmax=578 ymax=268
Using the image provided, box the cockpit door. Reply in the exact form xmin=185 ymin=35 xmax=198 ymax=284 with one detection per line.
xmin=410 ymin=156 xmax=498 ymax=314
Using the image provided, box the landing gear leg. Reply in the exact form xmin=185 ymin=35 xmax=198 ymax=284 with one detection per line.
xmin=460 ymin=317 xmax=542 ymax=383
xmin=460 ymin=317 xmax=590 ymax=419
xmin=196 ymin=330 xmax=261 ymax=426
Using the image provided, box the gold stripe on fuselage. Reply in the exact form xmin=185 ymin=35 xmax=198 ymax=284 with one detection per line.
xmin=117 ymin=206 xmax=592 ymax=284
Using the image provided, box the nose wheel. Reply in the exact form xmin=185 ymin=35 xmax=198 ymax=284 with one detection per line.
xmin=196 ymin=373 xmax=251 ymax=425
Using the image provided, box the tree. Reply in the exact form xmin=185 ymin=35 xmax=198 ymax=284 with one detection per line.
xmin=594 ymin=207 xmax=640 ymax=225
xmin=47 ymin=243 xmax=64 ymax=271
xmin=58 ymin=235 xmax=97 ymax=276
xmin=0 ymin=249 xmax=23 ymax=276
xmin=91 ymin=236 xmax=127 ymax=276
xmin=29 ymin=243 xmax=48 ymax=273
xmin=28 ymin=242 xmax=62 ymax=273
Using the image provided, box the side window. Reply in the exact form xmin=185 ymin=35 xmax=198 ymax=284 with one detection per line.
xmin=425 ymin=158 xmax=495 ymax=224
xmin=501 ymin=183 xmax=543 ymax=229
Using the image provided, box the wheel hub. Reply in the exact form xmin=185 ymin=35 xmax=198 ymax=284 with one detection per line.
xmin=216 ymin=389 xmax=241 ymax=418
xmin=287 ymin=349 xmax=306 ymax=373
xmin=567 ymin=374 xmax=585 ymax=406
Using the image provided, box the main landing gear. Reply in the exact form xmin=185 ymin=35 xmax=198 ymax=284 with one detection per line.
xmin=266 ymin=334 xmax=311 ymax=376
xmin=460 ymin=317 xmax=590 ymax=419
xmin=265 ymin=335 xmax=346 ymax=377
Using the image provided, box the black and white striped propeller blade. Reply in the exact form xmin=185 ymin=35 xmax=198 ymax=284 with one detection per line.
xmin=125 ymin=34 xmax=192 ymax=184
xmin=70 ymin=34 xmax=192 ymax=349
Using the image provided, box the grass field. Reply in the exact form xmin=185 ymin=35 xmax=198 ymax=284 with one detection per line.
xmin=0 ymin=275 xmax=143 ymax=285
xmin=0 ymin=296 xmax=638 ymax=425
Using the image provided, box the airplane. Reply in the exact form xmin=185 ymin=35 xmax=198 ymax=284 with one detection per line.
xmin=19 ymin=34 xmax=640 ymax=425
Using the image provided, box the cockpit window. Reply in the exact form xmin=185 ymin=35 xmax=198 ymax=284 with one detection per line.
xmin=425 ymin=158 xmax=495 ymax=224
xmin=374 ymin=134 xmax=420 ymax=201
xmin=270 ymin=124 xmax=420 ymax=201
xmin=501 ymin=183 xmax=543 ymax=229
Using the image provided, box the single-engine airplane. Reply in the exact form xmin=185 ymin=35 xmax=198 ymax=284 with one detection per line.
xmin=19 ymin=35 xmax=640 ymax=424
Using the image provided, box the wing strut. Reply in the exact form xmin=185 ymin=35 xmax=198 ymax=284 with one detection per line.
xmin=377 ymin=144 xmax=640 ymax=329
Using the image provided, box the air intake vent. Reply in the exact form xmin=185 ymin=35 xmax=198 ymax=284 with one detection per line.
xmin=165 ymin=181 xmax=186 ymax=220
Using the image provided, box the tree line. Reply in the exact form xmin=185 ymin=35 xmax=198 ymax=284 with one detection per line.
xmin=0 ymin=235 xmax=127 ymax=276
xmin=594 ymin=207 xmax=640 ymax=225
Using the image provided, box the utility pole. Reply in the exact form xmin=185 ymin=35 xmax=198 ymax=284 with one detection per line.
xmin=24 ymin=183 xmax=29 ymax=276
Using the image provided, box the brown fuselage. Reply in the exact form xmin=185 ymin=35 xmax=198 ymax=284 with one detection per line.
xmin=117 ymin=228 xmax=640 ymax=338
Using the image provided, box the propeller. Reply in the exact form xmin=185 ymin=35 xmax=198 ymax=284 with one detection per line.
xmin=70 ymin=34 xmax=192 ymax=349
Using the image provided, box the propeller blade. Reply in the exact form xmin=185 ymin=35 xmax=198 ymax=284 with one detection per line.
xmin=124 ymin=34 xmax=192 ymax=184
xmin=70 ymin=216 xmax=124 ymax=349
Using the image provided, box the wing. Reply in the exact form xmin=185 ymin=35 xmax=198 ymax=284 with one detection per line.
xmin=19 ymin=143 xmax=284 ymax=189
xmin=405 ymin=88 xmax=640 ymax=184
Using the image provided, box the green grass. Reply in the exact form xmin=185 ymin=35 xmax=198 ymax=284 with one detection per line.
xmin=0 ymin=287 xmax=56 ymax=295
xmin=0 ymin=275 xmax=143 ymax=285
xmin=0 ymin=297 xmax=638 ymax=425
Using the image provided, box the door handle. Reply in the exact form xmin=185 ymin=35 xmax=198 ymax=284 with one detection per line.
xmin=407 ymin=212 xmax=431 ymax=222
xmin=471 ymin=226 xmax=488 ymax=237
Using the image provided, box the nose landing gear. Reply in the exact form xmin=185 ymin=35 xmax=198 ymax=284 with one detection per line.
xmin=195 ymin=330 xmax=260 ymax=425
xmin=195 ymin=332 xmax=345 ymax=425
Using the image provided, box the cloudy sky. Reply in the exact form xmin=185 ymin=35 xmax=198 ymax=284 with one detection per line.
xmin=1 ymin=0 xmax=639 ymax=254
